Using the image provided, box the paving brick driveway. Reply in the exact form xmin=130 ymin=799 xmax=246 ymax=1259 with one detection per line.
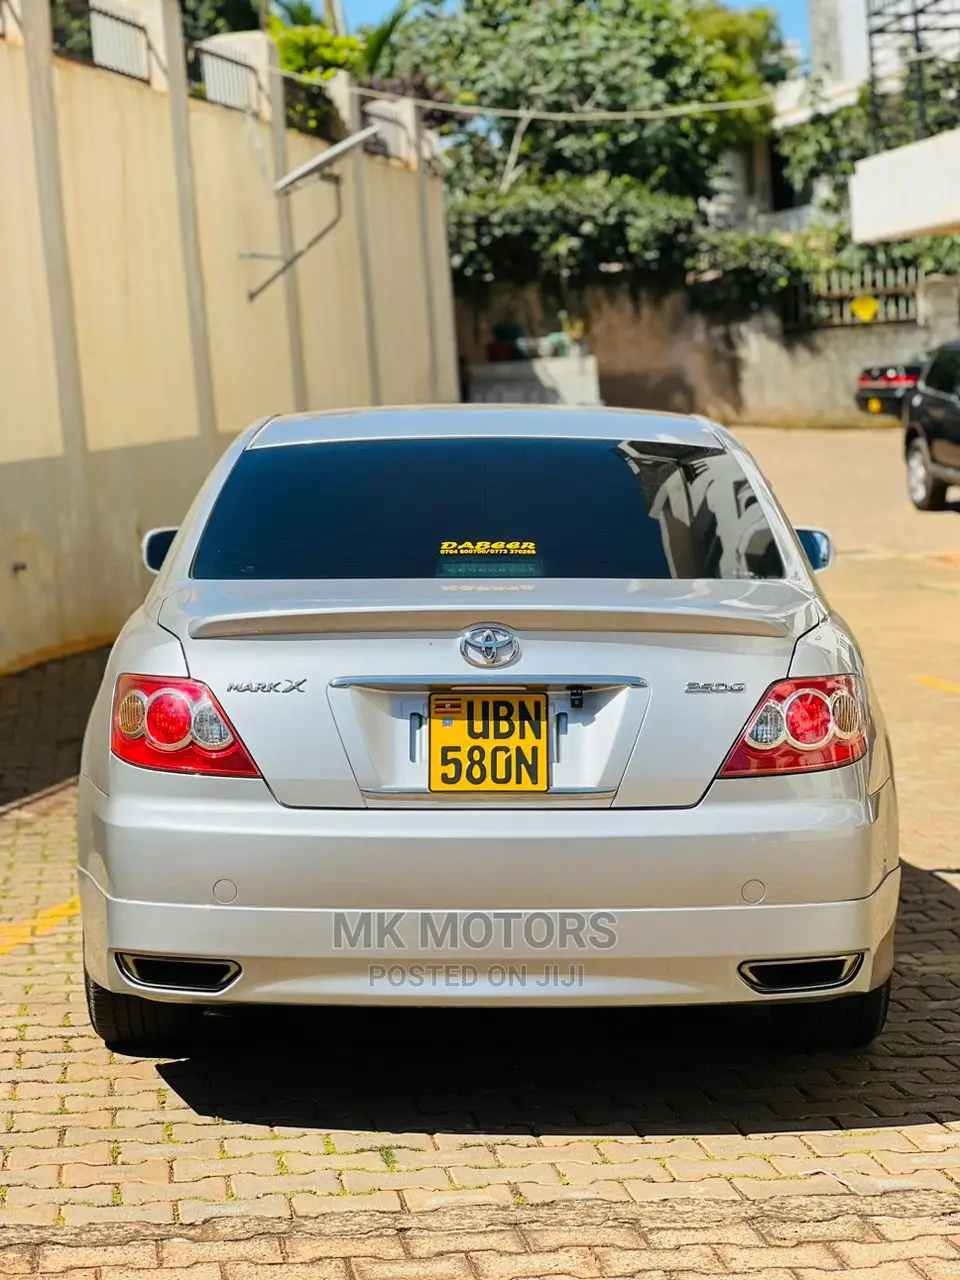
xmin=2 ymin=428 xmax=960 ymax=1277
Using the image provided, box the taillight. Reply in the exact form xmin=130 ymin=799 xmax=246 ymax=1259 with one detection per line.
xmin=719 ymin=676 xmax=866 ymax=779
xmin=858 ymin=372 xmax=917 ymax=386
xmin=111 ymin=675 xmax=260 ymax=777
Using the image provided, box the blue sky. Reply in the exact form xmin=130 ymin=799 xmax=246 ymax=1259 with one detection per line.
xmin=343 ymin=0 xmax=810 ymax=52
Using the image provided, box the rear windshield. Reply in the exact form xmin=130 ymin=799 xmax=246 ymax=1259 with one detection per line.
xmin=191 ymin=438 xmax=784 ymax=580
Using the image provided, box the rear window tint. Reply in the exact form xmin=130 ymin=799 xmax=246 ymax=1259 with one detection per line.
xmin=191 ymin=438 xmax=784 ymax=580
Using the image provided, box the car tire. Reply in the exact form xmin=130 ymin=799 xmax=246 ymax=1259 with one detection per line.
xmin=906 ymin=438 xmax=947 ymax=511
xmin=770 ymin=977 xmax=891 ymax=1052
xmin=84 ymin=969 xmax=203 ymax=1057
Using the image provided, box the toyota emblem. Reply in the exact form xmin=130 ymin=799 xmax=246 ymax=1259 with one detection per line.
xmin=459 ymin=624 xmax=521 ymax=669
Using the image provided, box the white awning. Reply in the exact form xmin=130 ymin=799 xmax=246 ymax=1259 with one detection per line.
xmin=850 ymin=127 xmax=960 ymax=242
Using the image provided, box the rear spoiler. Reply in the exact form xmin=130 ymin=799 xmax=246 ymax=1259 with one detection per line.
xmin=188 ymin=605 xmax=791 ymax=641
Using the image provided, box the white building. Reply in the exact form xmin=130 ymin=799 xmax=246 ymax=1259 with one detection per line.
xmin=846 ymin=0 xmax=960 ymax=241
xmin=718 ymin=0 xmax=960 ymax=240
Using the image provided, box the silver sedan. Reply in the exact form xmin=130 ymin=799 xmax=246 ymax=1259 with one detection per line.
xmin=78 ymin=407 xmax=899 ymax=1055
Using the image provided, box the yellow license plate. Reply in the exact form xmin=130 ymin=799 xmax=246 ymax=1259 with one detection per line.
xmin=428 ymin=693 xmax=548 ymax=792
xmin=867 ymin=397 xmax=883 ymax=413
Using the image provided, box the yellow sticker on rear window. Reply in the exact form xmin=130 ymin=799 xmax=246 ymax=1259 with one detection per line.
xmin=439 ymin=541 xmax=537 ymax=556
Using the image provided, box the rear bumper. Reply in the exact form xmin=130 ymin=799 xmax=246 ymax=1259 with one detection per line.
xmin=79 ymin=867 xmax=899 ymax=1007
xmin=855 ymin=388 xmax=908 ymax=417
xmin=78 ymin=769 xmax=900 ymax=1008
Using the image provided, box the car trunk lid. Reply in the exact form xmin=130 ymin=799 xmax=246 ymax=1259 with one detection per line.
xmin=159 ymin=579 xmax=821 ymax=809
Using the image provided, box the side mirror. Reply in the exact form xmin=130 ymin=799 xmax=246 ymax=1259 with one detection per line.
xmin=796 ymin=527 xmax=835 ymax=573
xmin=141 ymin=527 xmax=178 ymax=574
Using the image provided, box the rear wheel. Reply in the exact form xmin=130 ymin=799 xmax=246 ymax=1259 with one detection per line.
xmin=770 ymin=977 xmax=891 ymax=1052
xmin=84 ymin=969 xmax=204 ymax=1057
xmin=907 ymin=437 xmax=947 ymax=510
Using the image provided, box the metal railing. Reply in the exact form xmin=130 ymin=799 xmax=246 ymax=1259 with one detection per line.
xmin=782 ymin=265 xmax=921 ymax=332
xmin=186 ymin=42 xmax=263 ymax=115
xmin=51 ymin=0 xmax=149 ymax=82
xmin=866 ymin=0 xmax=960 ymax=152
xmin=868 ymin=57 xmax=960 ymax=153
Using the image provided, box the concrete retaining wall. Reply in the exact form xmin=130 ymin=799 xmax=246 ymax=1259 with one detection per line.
xmin=456 ymin=276 xmax=960 ymax=430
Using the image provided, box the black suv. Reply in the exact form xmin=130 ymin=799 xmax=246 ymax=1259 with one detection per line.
xmin=903 ymin=341 xmax=960 ymax=510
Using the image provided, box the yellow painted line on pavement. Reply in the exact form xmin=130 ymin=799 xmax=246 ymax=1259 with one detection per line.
xmin=0 ymin=896 xmax=80 ymax=956
xmin=915 ymin=674 xmax=960 ymax=696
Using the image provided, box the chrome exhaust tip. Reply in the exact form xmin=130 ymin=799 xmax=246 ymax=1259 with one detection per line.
xmin=738 ymin=953 xmax=863 ymax=995
xmin=116 ymin=954 xmax=240 ymax=994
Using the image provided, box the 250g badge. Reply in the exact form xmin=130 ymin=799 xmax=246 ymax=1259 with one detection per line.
xmin=685 ymin=681 xmax=745 ymax=694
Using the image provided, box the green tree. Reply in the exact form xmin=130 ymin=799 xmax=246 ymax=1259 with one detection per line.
xmin=271 ymin=0 xmax=426 ymax=138
xmin=179 ymin=0 xmax=260 ymax=44
xmin=275 ymin=0 xmax=321 ymax=23
xmin=269 ymin=0 xmax=413 ymax=74
xmin=378 ymin=0 xmax=795 ymax=296
xmin=687 ymin=2 xmax=791 ymax=148
xmin=274 ymin=0 xmax=349 ymax=35
xmin=269 ymin=15 xmax=360 ymax=138
xmin=779 ymin=57 xmax=960 ymax=208
xmin=447 ymin=174 xmax=699 ymax=286
xmin=356 ymin=0 xmax=415 ymax=75
xmin=778 ymin=99 xmax=869 ymax=207
xmin=787 ymin=219 xmax=960 ymax=278
xmin=270 ymin=14 xmax=361 ymax=77
xmin=51 ymin=1 xmax=94 ymax=59
xmin=385 ymin=0 xmax=786 ymax=200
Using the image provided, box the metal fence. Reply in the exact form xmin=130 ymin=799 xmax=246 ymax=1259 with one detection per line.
xmin=43 ymin=4 xmax=384 ymax=149
xmin=866 ymin=0 xmax=960 ymax=152
xmin=782 ymin=265 xmax=922 ymax=332
xmin=51 ymin=0 xmax=149 ymax=82
xmin=185 ymin=43 xmax=263 ymax=115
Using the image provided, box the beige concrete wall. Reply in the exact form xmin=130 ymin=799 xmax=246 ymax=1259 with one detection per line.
xmin=56 ymin=60 xmax=200 ymax=452
xmin=280 ymin=134 xmax=461 ymax=411
xmin=427 ymin=172 xmax=460 ymax=404
xmin=366 ymin=157 xmax=432 ymax=404
xmin=0 ymin=41 xmax=62 ymax=464
xmin=285 ymin=128 xmax=371 ymax=410
xmin=0 ymin=39 xmax=457 ymax=673
xmin=189 ymin=98 xmax=296 ymax=431
xmin=0 ymin=40 xmax=69 ymax=668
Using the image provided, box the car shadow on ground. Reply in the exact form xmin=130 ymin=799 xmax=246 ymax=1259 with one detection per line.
xmin=0 ymin=648 xmax=110 ymax=808
xmin=159 ymin=862 xmax=960 ymax=1139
